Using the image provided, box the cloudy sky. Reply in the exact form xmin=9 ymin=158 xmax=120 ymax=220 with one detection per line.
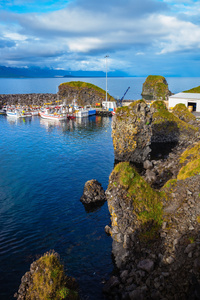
xmin=0 ymin=0 xmax=200 ymax=76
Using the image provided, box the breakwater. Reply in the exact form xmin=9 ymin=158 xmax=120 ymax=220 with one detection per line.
xmin=0 ymin=93 xmax=58 ymax=106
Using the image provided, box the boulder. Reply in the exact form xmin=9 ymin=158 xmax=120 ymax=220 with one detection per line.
xmin=80 ymin=179 xmax=106 ymax=205
xmin=58 ymin=81 xmax=116 ymax=107
xmin=112 ymin=100 xmax=198 ymax=163
xmin=141 ymin=75 xmax=171 ymax=101
xmin=14 ymin=251 xmax=78 ymax=300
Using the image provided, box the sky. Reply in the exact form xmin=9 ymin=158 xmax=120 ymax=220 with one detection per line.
xmin=0 ymin=0 xmax=200 ymax=76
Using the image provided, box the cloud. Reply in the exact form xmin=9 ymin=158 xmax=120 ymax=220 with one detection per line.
xmin=0 ymin=0 xmax=200 ymax=76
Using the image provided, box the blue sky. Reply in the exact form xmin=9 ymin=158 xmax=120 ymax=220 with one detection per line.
xmin=0 ymin=0 xmax=200 ymax=76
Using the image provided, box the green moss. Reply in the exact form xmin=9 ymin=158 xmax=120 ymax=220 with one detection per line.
xmin=177 ymin=142 xmax=200 ymax=180
xmin=152 ymin=101 xmax=198 ymax=132
xmin=26 ymin=251 xmax=78 ymax=300
xmin=179 ymin=142 xmax=200 ymax=164
xmin=113 ymin=162 xmax=163 ymax=226
xmin=151 ymin=100 xmax=167 ymax=111
xmin=172 ymin=103 xmax=196 ymax=123
xmin=163 ymin=179 xmax=177 ymax=189
xmin=144 ymin=75 xmax=166 ymax=87
xmin=59 ymin=81 xmax=115 ymax=101
xmin=183 ymin=86 xmax=200 ymax=93
xmin=177 ymin=158 xmax=200 ymax=180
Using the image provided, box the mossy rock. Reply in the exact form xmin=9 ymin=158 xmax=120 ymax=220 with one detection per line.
xmin=142 ymin=75 xmax=171 ymax=101
xmin=172 ymin=103 xmax=196 ymax=123
xmin=177 ymin=142 xmax=200 ymax=180
xmin=151 ymin=101 xmax=198 ymax=141
xmin=108 ymin=162 xmax=163 ymax=227
xmin=58 ymin=81 xmax=115 ymax=106
xmin=16 ymin=251 xmax=79 ymax=300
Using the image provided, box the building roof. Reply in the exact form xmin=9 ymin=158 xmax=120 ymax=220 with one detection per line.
xmin=169 ymin=92 xmax=200 ymax=100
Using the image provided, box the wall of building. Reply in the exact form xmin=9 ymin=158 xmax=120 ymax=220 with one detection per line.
xmin=169 ymin=96 xmax=200 ymax=112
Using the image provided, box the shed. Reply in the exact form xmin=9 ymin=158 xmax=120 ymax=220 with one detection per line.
xmin=169 ymin=93 xmax=200 ymax=112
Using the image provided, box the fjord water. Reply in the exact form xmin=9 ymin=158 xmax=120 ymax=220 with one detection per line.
xmin=0 ymin=115 xmax=114 ymax=299
xmin=1 ymin=76 xmax=200 ymax=300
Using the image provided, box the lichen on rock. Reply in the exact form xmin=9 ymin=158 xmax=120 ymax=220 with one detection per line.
xmin=141 ymin=75 xmax=172 ymax=101
xmin=14 ymin=251 xmax=79 ymax=300
xmin=58 ymin=81 xmax=115 ymax=107
xmin=112 ymin=99 xmax=198 ymax=163
xmin=80 ymin=179 xmax=106 ymax=205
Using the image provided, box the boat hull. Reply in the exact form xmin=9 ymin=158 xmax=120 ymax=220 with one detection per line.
xmin=39 ymin=111 xmax=67 ymax=120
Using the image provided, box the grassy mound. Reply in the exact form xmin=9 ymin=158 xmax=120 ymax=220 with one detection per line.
xmin=26 ymin=252 xmax=78 ymax=300
xmin=178 ymin=142 xmax=200 ymax=180
xmin=151 ymin=101 xmax=198 ymax=133
xmin=59 ymin=81 xmax=115 ymax=101
xmin=172 ymin=103 xmax=196 ymax=123
xmin=112 ymin=162 xmax=163 ymax=226
xmin=183 ymin=86 xmax=200 ymax=93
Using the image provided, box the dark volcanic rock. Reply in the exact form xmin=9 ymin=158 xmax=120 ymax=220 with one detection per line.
xmin=80 ymin=179 xmax=106 ymax=205
xmin=112 ymin=100 xmax=198 ymax=164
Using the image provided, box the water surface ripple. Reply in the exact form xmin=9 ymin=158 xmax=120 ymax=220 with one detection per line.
xmin=0 ymin=115 xmax=114 ymax=300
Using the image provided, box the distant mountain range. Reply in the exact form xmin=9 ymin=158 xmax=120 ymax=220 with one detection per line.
xmin=0 ymin=66 xmax=130 ymax=78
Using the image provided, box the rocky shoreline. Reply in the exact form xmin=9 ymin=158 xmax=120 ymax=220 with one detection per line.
xmin=103 ymin=100 xmax=200 ymax=300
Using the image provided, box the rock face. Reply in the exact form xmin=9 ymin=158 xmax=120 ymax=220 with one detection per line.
xmin=105 ymin=115 xmax=200 ymax=299
xmin=80 ymin=179 xmax=106 ymax=205
xmin=14 ymin=251 xmax=78 ymax=300
xmin=0 ymin=93 xmax=58 ymax=107
xmin=141 ymin=75 xmax=172 ymax=101
xmin=58 ymin=81 xmax=115 ymax=107
xmin=112 ymin=100 xmax=198 ymax=163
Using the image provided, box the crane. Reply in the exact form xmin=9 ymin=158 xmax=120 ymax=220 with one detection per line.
xmin=118 ymin=87 xmax=130 ymax=107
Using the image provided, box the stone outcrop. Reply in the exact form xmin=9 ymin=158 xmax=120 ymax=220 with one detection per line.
xmin=0 ymin=93 xmax=58 ymax=107
xmin=14 ymin=251 xmax=78 ymax=300
xmin=141 ymin=75 xmax=172 ymax=101
xmin=112 ymin=100 xmax=198 ymax=163
xmin=104 ymin=110 xmax=200 ymax=299
xmin=58 ymin=81 xmax=115 ymax=106
xmin=80 ymin=179 xmax=106 ymax=205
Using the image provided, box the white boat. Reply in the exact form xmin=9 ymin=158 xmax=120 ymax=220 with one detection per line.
xmin=7 ymin=109 xmax=32 ymax=118
xmin=75 ymin=109 xmax=89 ymax=118
xmin=39 ymin=108 xmax=67 ymax=120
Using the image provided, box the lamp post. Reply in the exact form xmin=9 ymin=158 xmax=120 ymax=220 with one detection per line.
xmin=105 ymin=55 xmax=109 ymax=102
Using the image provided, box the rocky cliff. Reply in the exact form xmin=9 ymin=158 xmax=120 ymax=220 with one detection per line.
xmin=141 ymin=75 xmax=172 ymax=101
xmin=112 ymin=100 xmax=198 ymax=163
xmin=104 ymin=104 xmax=200 ymax=299
xmin=58 ymin=81 xmax=115 ymax=106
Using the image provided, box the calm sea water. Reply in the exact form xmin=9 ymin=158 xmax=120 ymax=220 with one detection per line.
xmin=0 ymin=76 xmax=200 ymax=99
xmin=0 ymin=115 xmax=114 ymax=300
xmin=0 ymin=76 xmax=200 ymax=299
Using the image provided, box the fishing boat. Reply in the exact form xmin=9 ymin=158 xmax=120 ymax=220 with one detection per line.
xmin=7 ymin=109 xmax=32 ymax=118
xmin=0 ymin=107 xmax=7 ymax=115
xmin=39 ymin=107 xmax=67 ymax=120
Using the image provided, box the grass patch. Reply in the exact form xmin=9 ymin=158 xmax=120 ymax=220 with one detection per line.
xmin=27 ymin=251 xmax=78 ymax=300
xmin=172 ymin=103 xmax=196 ymax=123
xmin=183 ymin=85 xmax=200 ymax=93
xmin=114 ymin=162 xmax=163 ymax=226
xmin=163 ymin=179 xmax=177 ymax=189
xmin=177 ymin=158 xmax=200 ymax=180
xmin=59 ymin=81 xmax=115 ymax=101
xmin=177 ymin=142 xmax=200 ymax=180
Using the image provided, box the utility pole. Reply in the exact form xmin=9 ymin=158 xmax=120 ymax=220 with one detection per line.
xmin=105 ymin=55 xmax=109 ymax=102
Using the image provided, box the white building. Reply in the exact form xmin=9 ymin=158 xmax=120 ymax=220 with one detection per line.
xmin=168 ymin=92 xmax=200 ymax=112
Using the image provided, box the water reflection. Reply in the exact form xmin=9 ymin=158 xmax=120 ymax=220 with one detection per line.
xmin=6 ymin=115 xmax=32 ymax=125
xmin=40 ymin=115 xmax=112 ymax=134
